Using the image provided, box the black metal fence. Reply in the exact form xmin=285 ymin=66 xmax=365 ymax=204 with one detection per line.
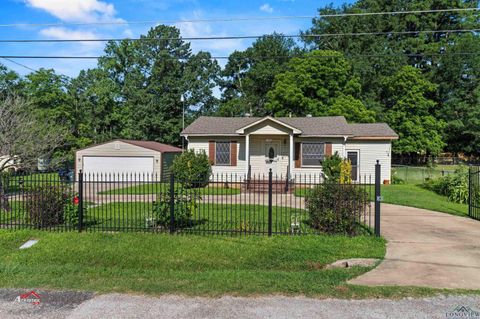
xmin=0 ymin=164 xmax=382 ymax=236
xmin=468 ymin=166 xmax=480 ymax=221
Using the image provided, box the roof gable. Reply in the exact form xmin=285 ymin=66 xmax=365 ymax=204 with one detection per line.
xmin=235 ymin=116 xmax=302 ymax=134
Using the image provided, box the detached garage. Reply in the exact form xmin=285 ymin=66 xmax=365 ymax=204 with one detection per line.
xmin=75 ymin=139 xmax=182 ymax=181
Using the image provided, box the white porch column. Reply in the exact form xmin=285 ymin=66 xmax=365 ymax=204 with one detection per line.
xmin=289 ymin=133 xmax=294 ymax=176
xmin=245 ymin=134 xmax=250 ymax=176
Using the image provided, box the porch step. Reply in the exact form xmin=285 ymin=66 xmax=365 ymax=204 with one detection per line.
xmin=242 ymin=179 xmax=294 ymax=193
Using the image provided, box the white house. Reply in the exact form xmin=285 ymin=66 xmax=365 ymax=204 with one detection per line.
xmin=181 ymin=116 xmax=398 ymax=182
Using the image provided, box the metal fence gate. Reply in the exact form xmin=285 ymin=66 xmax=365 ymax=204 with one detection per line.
xmin=469 ymin=166 xmax=480 ymax=220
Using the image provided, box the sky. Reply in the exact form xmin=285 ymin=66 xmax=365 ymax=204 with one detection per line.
xmin=0 ymin=0 xmax=351 ymax=77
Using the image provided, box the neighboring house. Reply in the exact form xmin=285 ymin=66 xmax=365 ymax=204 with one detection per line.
xmin=181 ymin=116 xmax=398 ymax=182
xmin=75 ymin=139 xmax=182 ymax=181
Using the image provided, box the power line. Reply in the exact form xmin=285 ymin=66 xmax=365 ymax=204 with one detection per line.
xmin=1 ymin=28 xmax=479 ymax=43
xmin=0 ymin=8 xmax=477 ymax=28
xmin=0 ymin=52 xmax=478 ymax=60
xmin=1 ymin=57 xmax=37 ymax=72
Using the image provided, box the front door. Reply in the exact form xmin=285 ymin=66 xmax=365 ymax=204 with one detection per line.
xmin=265 ymin=142 xmax=280 ymax=175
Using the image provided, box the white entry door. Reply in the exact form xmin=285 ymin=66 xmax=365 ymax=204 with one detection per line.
xmin=264 ymin=142 xmax=280 ymax=175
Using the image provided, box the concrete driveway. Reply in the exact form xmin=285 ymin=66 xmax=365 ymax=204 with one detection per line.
xmin=350 ymin=203 xmax=480 ymax=290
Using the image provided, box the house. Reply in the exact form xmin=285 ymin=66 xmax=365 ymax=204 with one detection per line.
xmin=75 ymin=139 xmax=182 ymax=181
xmin=181 ymin=116 xmax=398 ymax=182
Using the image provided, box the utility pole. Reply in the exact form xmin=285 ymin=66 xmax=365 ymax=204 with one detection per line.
xmin=181 ymin=94 xmax=185 ymax=152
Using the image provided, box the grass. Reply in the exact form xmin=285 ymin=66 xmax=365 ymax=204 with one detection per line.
xmin=380 ymin=184 xmax=468 ymax=217
xmin=98 ymin=182 xmax=241 ymax=195
xmin=392 ymin=165 xmax=458 ymax=184
xmin=2 ymin=172 xmax=63 ymax=193
xmin=0 ymin=230 xmax=475 ymax=298
xmin=295 ymin=184 xmax=468 ymax=217
xmin=84 ymin=202 xmax=314 ymax=234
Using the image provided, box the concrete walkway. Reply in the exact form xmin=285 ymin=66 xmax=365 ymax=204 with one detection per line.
xmin=350 ymin=204 xmax=480 ymax=290
xmin=0 ymin=289 xmax=479 ymax=319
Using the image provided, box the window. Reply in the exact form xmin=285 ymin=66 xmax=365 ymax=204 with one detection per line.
xmin=215 ymin=142 xmax=231 ymax=165
xmin=347 ymin=151 xmax=359 ymax=181
xmin=302 ymin=143 xmax=325 ymax=166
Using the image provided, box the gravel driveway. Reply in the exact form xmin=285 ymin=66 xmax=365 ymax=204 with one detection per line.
xmin=0 ymin=289 xmax=479 ymax=319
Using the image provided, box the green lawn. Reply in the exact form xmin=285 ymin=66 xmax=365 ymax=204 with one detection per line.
xmin=0 ymin=230 xmax=475 ymax=297
xmin=295 ymin=184 xmax=468 ymax=217
xmin=2 ymin=172 xmax=64 ymax=193
xmin=380 ymin=184 xmax=468 ymax=217
xmin=392 ymin=166 xmax=457 ymax=184
xmin=98 ymin=182 xmax=241 ymax=195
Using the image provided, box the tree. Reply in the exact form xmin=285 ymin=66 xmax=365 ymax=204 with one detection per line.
xmin=381 ymin=66 xmax=445 ymax=157
xmin=265 ymin=50 xmax=374 ymax=122
xmin=0 ymin=63 xmax=24 ymax=98
xmin=219 ymin=34 xmax=300 ymax=116
xmin=303 ymin=0 xmax=480 ymax=153
xmin=0 ymin=95 xmax=66 ymax=211
xmin=98 ymin=25 xmax=220 ymax=145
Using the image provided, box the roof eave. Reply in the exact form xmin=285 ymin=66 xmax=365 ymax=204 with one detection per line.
xmin=235 ymin=116 xmax=302 ymax=134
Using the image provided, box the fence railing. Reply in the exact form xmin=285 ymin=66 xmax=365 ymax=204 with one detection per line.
xmin=0 ymin=164 xmax=382 ymax=236
xmin=468 ymin=166 xmax=480 ymax=221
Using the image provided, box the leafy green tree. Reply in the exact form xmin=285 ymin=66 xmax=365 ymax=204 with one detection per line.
xmin=0 ymin=64 xmax=24 ymax=98
xmin=98 ymin=25 xmax=220 ymax=145
xmin=381 ymin=66 xmax=445 ymax=156
xmin=219 ymin=34 xmax=300 ymax=116
xmin=303 ymin=0 xmax=480 ymax=154
xmin=265 ymin=50 xmax=374 ymax=122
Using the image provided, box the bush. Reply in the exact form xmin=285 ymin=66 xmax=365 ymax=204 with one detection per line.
xmin=171 ymin=149 xmax=211 ymax=188
xmin=25 ymin=184 xmax=77 ymax=228
xmin=322 ymin=152 xmax=352 ymax=183
xmin=150 ymin=186 xmax=198 ymax=229
xmin=422 ymin=165 xmax=469 ymax=204
xmin=305 ymin=182 xmax=368 ymax=235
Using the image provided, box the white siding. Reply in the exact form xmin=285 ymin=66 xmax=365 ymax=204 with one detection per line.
xmin=249 ymin=135 xmax=289 ymax=176
xmin=244 ymin=120 xmax=293 ymax=135
xmin=187 ymin=135 xmax=392 ymax=182
xmin=75 ymin=141 xmax=161 ymax=176
xmin=291 ymin=137 xmax=344 ymax=176
xmin=187 ymin=137 xmax=246 ymax=176
xmin=345 ymin=140 xmax=392 ymax=182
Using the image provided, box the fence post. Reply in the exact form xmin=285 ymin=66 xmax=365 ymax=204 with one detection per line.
xmin=374 ymin=160 xmax=381 ymax=237
xmin=268 ymin=168 xmax=273 ymax=237
xmin=468 ymin=166 xmax=472 ymax=217
xmin=169 ymin=173 xmax=175 ymax=234
xmin=77 ymin=170 xmax=84 ymax=232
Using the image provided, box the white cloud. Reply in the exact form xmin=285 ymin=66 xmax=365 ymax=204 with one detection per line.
xmin=260 ymin=3 xmax=274 ymax=13
xmin=25 ymin=0 xmax=121 ymax=23
xmin=40 ymin=27 xmax=98 ymax=40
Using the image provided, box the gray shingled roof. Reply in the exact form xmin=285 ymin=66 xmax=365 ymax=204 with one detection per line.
xmin=182 ymin=116 xmax=398 ymax=138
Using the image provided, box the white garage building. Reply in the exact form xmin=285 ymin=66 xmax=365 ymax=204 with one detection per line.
xmin=75 ymin=139 xmax=182 ymax=181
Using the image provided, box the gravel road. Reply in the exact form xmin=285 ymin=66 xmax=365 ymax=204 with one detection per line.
xmin=0 ymin=289 xmax=479 ymax=319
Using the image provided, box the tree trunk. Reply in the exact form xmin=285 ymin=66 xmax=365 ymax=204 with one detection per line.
xmin=0 ymin=176 xmax=11 ymax=213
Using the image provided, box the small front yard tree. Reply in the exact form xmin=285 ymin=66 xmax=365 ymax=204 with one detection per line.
xmin=0 ymin=95 xmax=66 ymax=212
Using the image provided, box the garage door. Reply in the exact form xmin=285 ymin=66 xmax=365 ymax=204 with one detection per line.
xmin=83 ymin=156 xmax=154 ymax=181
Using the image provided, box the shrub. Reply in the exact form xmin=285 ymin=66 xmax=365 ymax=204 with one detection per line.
xmin=305 ymin=182 xmax=368 ymax=235
xmin=322 ymin=152 xmax=342 ymax=181
xmin=422 ymin=165 xmax=469 ymax=204
xmin=391 ymin=173 xmax=405 ymax=184
xmin=25 ymin=184 xmax=76 ymax=228
xmin=150 ymin=186 xmax=198 ymax=229
xmin=322 ymin=152 xmax=352 ymax=183
xmin=171 ymin=149 xmax=211 ymax=188
xmin=64 ymin=195 xmax=79 ymax=227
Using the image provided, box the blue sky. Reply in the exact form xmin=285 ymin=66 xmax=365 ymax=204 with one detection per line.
xmin=0 ymin=0 xmax=351 ymax=77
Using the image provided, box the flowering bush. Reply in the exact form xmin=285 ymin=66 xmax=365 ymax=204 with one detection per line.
xmin=150 ymin=185 xmax=198 ymax=229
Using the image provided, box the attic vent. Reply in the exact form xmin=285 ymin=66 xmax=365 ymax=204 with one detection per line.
xmin=114 ymin=143 xmax=121 ymax=150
